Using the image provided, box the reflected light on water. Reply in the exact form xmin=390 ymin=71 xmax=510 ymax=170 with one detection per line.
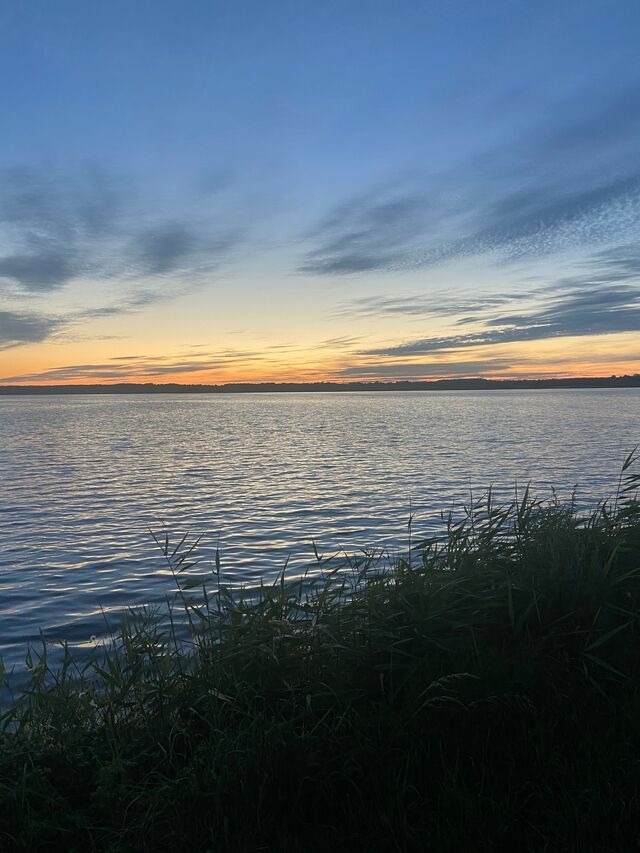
xmin=0 ymin=389 xmax=638 ymax=669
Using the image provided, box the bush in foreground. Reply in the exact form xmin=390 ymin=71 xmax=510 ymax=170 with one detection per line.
xmin=1 ymin=453 xmax=640 ymax=852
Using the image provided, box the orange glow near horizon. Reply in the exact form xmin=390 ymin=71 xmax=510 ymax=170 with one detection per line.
xmin=2 ymin=331 xmax=638 ymax=386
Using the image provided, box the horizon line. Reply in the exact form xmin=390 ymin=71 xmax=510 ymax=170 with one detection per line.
xmin=2 ymin=375 xmax=639 ymax=394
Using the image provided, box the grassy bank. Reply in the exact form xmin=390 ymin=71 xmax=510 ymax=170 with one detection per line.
xmin=2 ymin=454 xmax=640 ymax=852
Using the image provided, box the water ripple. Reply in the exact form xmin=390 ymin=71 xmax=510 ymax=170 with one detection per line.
xmin=0 ymin=389 xmax=638 ymax=669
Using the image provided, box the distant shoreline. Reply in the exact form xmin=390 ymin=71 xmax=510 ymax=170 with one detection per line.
xmin=1 ymin=376 xmax=639 ymax=394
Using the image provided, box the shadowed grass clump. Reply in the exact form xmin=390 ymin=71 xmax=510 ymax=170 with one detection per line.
xmin=1 ymin=451 xmax=640 ymax=852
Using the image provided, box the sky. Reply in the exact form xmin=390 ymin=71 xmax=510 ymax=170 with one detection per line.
xmin=1 ymin=0 xmax=639 ymax=385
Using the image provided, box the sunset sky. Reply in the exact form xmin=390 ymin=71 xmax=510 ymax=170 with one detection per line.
xmin=1 ymin=0 xmax=639 ymax=384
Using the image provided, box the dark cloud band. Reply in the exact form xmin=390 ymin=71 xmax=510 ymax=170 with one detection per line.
xmin=0 ymin=310 xmax=61 ymax=349
xmin=0 ymin=166 xmax=243 ymax=294
xmin=359 ymin=246 xmax=640 ymax=357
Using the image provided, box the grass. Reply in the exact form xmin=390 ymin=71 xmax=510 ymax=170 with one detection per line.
xmin=1 ymin=451 xmax=640 ymax=851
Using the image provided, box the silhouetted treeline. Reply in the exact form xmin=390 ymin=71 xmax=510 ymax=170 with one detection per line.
xmin=1 ymin=375 xmax=639 ymax=394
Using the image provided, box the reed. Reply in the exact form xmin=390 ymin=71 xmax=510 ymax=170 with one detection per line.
xmin=1 ymin=451 xmax=639 ymax=852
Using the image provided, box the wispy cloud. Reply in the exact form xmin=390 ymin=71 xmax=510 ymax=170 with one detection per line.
xmin=0 ymin=310 xmax=61 ymax=349
xmin=335 ymin=292 xmax=528 ymax=320
xmin=300 ymin=84 xmax=640 ymax=276
xmin=359 ymin=246 xmax=640 ymax=357
xmin=405 ymin=175 xmax=640 ymax=271
xmin=299 ymin=190 xmax=433 ymax=275
xmin=0 ymin=246 xmax=79 ymax=293
xmin=1 ymin=348 xmax=264 ymax=383
xmin=333 ymin=358 xmax=514 ymax=380
xmin=316 ymin=334 xmax=364 ymax=349
xmin=0 ymin=287 xmax=200 ymax=351
xmin=0 ymin=166 xmax=121 ymax=292
xmin=0 ymin=165 xmax=243 ymax=294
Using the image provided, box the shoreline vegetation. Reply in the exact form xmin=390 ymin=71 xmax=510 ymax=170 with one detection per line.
xmin=1 ymin=374 xmax=640 ymax=394
xmin=2 ymin=455 xmax=640 ymax=851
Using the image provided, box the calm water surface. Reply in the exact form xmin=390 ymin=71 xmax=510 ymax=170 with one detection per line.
xmin=1 ymin=390 xmax=638 ymax=669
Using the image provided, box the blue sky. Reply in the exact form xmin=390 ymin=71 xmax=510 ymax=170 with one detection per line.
xmin=1 ymin=0 xmax=639 ymax=382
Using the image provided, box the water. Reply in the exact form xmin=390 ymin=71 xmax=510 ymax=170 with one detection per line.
xmin=1 ymin=390 xmax=638 ymax=669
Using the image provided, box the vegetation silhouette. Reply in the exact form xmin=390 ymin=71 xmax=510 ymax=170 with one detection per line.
xmin=1 ymin=452 xmax=640 ymax=850
xmin=1 ymin=374 xmax=640 ymax=395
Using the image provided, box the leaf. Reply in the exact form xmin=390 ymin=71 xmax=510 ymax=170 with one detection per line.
xmin=208 ymin=688 xmax=234 ymax=703
xmin=621 ymin=445 xmax=639 ymax=473
xmin=583 ymin=652 xmax=628 ymax=680
xmin=585 ymin=620 xmax=632 ymax=652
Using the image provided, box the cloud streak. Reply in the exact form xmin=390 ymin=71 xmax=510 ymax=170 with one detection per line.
xmin=333 ymin=358 xmax=514 ymax=380
xmin=359 ymin=246 xmax=640 ymax=357
xmin=300 ymin=85 xmax=640 ymax=276
xmin=0 ymin=166 xmax=243 ymax=294
xmin=0 ymin=310 xmax=61 ymax=350
xmin=1 ymin=348 xmax=264 ymax=383
xmin=335 ymin=292 xmax=528 ymax=320
xmin=299 ymin=191 xmax=433 ymax=275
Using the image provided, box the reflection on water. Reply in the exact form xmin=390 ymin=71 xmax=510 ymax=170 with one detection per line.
xmin=0 ymin=389 xmax=638 ymax=667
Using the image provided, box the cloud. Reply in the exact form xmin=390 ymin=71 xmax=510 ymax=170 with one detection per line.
xmin=546 ymin=244 xmax=640 ymax=291
xmin=0 ymin=245 xmax=79 ymax=292
xmin=299 ymin=191 xmax=432 ymax=275
xmin=0 ymin=310 xmax=61 ymax=349
xmin=361 ymin=246 xmax=640 ymax=357
xmin=131 ymin=223 xmax=196 ymax=276
xmin=300 ymin=84 xmax=640 ymax=276
xmin=335 ymin=292 xmax=528 ymax=319
xmin=316 ymin=334 xmax=363 ymax=349
xmin=126 ymin=223 xmax=241 ymax=278
xmin=0 ymin=165 xmax=243 ymax=294
xmin=0 ymin=166 xmax=120 ymax=291
xmin=0 ymin=285 xmax=198 ymax=349
xmin=407 ymin=174 xmax=640 ymax=270
xmin=1 ymin=349 xmax=264 ymax=383
xmin=333 ymin=358 xmax=514 ymax=380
